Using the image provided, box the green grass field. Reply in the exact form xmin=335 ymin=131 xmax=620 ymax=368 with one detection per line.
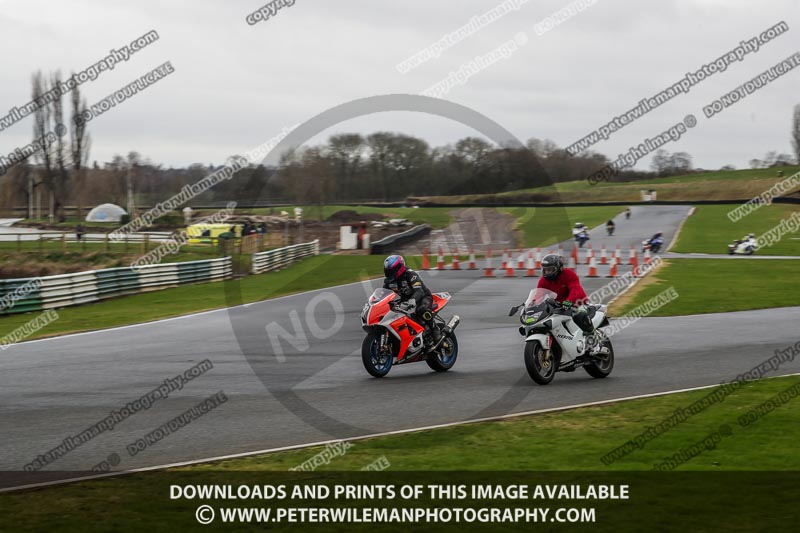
xmin=0 ymin=255 xmax=386 ymax=340
xmin=672 ymin=204 xmax=800 ymax=255
xmin=2 ymin=375 xmax=798 ymax=531
xmin=501 ymin=206 xmax=624 ymax=247
xmin=611 ymin=259 xmax=800 ymax=316
xmin=417 ymin=167 xmax=800 ymax=204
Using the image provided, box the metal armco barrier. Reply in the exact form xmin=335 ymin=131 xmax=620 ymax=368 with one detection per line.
xmin=251 ymin=240 xmax=320 ymax=274
xmin=0 ymin=257 xmax=232 ymax=315
xmin=370 ymin=225 xmax=431 ymax=255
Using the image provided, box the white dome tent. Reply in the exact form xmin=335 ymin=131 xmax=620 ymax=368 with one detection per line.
xmin=85 ymin=203 xmax=128 ymax=222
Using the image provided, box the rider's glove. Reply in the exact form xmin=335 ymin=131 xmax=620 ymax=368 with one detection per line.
xmin=562 ymin=300 xmax=573 ymax=309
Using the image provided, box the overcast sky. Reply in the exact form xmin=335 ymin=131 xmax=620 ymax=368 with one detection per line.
xmin=1 ymin=0 xmax=799 ymax=171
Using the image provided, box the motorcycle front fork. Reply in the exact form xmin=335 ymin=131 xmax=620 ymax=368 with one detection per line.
xmin=379 ymin=332 xmax=389 ymax=354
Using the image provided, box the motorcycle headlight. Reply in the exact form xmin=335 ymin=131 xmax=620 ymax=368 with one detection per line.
xmin=521 ymin=312 xmax=540 ymax=324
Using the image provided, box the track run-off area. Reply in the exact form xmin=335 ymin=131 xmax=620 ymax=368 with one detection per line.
xmin=2 ymin=205 xmax=799 ymax=489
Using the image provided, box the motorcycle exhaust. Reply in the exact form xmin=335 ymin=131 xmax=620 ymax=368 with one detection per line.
xmin=442 ymin=315 xmax=460 ymax=335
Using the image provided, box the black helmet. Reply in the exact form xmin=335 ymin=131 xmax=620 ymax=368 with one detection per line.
xmin=383 ymin=255 xmax=407 ymax=280
xmin=541 ymin=254 xmax=563 ymax=281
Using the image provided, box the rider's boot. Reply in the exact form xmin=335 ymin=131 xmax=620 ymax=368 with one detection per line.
xmin=587 ymin=330 xmax=609 ymax=355
xmin=419 ymin=309 xmax=443 ymax=348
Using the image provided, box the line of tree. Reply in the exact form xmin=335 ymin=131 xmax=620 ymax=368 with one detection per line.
xmin=3 ymin=100 xmax=800 ymax=214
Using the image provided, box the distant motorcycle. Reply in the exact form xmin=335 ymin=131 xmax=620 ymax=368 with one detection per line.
xmin=728 ymin=238 xmax=757 ymax=255
xmin=509 ymin=288 xmax=614 ymax=385
xmin=360 ymin=288 xmax=460 ymax=378
xmin=606 ymin=224 xmax=615 ymax=236
xmin=642 ymin=238 xmax=663 ymax=254
xmin=573 ymin=230 xmax=590 ymax=248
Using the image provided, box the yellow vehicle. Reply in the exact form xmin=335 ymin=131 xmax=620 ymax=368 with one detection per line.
xmin=187 ymin=223 xmax=242 ymax=244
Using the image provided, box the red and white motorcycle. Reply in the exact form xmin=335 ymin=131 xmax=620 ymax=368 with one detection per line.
xmin=360 ymin=288 xmax=460 ymax=378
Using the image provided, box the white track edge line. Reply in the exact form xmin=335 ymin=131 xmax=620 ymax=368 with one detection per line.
xmin=5 ymin=371 xmax=799 ymax=494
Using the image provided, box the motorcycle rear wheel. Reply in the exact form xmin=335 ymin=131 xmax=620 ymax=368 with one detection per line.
xmin=584 ymin=336 xmax=614 ymax=378
xmin=524 ymin=341 xmax=556 ymax=385
xmin=426 ymin=332 xmax=458 ymax=372
xmin=362 ymin=333 xmax=393 ymax=378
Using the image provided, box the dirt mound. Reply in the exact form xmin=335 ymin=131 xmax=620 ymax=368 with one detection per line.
xmin=327 ymin=210 xmax=384 ymax=222
xmin=0 ymin=252 xmax=132 ymax=278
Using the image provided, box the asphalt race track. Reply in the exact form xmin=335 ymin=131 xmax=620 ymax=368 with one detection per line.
xmin=3 ymin=205 xmax=799 ymax=489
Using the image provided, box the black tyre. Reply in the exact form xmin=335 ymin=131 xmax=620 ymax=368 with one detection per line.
xmin=584 ymin=336 xmax=614 ymax=378
xmin=524 ymin=341 xmax=556 ymax=385
xmin=426 ymin=332 xmax=458 ymax=372
xmin=362 ymin=333 xmax=393 ymax=378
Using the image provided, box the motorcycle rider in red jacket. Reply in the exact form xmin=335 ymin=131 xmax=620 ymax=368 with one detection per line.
xmin=537 ymin=253 xmax=608 ymax=354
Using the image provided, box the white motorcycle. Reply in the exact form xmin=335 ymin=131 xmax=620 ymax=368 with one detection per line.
xmin=509 ymin=288 xmax=614 ymax=385
xmin=728 ymin=238 xmax=757 ymax=255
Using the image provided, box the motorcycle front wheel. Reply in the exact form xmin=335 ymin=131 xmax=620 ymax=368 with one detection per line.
xmin=362 ymin=333 xmax=393 ymax=378
xmin=524 ymin=341 xmax=556 ymax=385
xmin=426 ymin=332 xmax=458 ymax=372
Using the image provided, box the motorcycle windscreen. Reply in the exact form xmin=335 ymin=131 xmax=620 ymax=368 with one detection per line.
xmin=369 ymin=288 xmax=396 ymax=303
xmin=525 ymin=288 xmax=557 ymax=308
xmin=366 ymin=288 xmax=397 ymax=325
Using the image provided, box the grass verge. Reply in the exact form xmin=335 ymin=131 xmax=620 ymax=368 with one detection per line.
xmin=0 ymin=255 xmax=386 ymax=340
xmin=672 ymin=204 xmax=800 ymax=255
xmin=501 ymin=206 xmax=624 ymax=247
xmin=415 ymin=167 xmax=800 ymax=204
xmin=610 ymin=259 xmax=800 ymax=316
xmin=2 ymin=375 xmax=799 ymax=531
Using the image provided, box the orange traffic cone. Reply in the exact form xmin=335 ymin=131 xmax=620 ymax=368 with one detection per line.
xmin=585 ymin=244 xmax=593 ymax=265
xmin=571 ymin=245 xmax=579 ymax=264
xmin=643 ymin=248 xmax=652 ymax=265
xmin=631 ymin=254 xmax=640 ymax=276
xmin=525 ymin=250 xmax=536 ymax=277
xmin=614 ymin=244 xmax=621 ymax=263
xmin=517 ymin=249 xmax=525 ymax=270
xmin=437 ymin=247 xmax=445 ymax=270
xmin=606 ymin=259 xmax=618 ymax=277
xmin=535 ymin=247 xmax=542 ymax=268
xmin=600 ymin=244 xmax=608 ymax=265
xmin=452 ymin=251 xmax=461 ymax=270
xmin=629 ymin=245 xmax=636 ymax=265
xmin=468 ymin=247 xmax=477 ymax=270
xmin=500 ymin=249 xmax=508 ymax=270
xmin=587 ymin=256 xmax=599 ymax=277
xmin=567 ymin=254 xmax=577 ymax=270
xmin=483 ymin=248 xmax=495 ymax=277
xmin=421 ymin=248 xmax=430 ymax=270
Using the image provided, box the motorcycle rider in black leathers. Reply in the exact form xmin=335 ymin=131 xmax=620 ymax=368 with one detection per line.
xmin=382 ymin=255 xmax=442 ymax=346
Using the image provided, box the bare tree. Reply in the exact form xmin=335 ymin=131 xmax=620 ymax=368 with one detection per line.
xmin=70 ymin=80 xmax=91 ymax=218
xmin=50 ymin=72 xmax=70 ymax=222
xmin=31 ymin=71 xmax=56 ymax=221
xmin=650 ymin=149 xmax=670 ymax=175
xmin=669 ymin=152 xmax=693 ymax=174
xmin=792 ymin=104 xmax=800 ymax=164
xmin=366 ymin=132 xmax=394 ymax=201
xmin=328 ymin=134 xmax=364 ymax=200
